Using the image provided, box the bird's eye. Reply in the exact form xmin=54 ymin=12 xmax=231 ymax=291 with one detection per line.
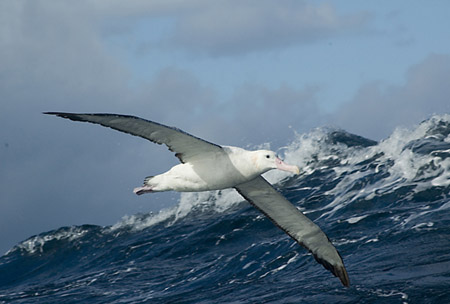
xmin=266 ymin=155 xmax=270 ymax=159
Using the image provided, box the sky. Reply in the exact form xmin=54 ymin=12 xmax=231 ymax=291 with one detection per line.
xmin=1 ymin=0 xmax=450 ymax=254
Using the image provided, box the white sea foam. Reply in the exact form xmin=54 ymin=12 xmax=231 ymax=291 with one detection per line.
xmin=259 ymin=252 xmax=300 ymax=278
xmin=300 ymin=115 xmax=450 ymax=220
xmin=400 ymin=200 xmax=450 ymax=228
xmin=345 ymin=215 xmax=369 ymax=224
xmin=8 ymin=226 xmax=89 ymax=255
xmin=110 ymin=188 xmax=245 ymax=232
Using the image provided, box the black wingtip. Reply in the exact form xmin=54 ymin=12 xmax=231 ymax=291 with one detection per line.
xmin=313 ymin=253 xmax=350 ymax=287
xmin=327 ymin=262 xmax=350 ymax=287
xmin=44 ymin=112 xmax=72 ymax=115
xmin=43 ymin=112 xmax=71 ymax=117
xmin=43 ymin=112 xmax=85 ymax=122
xmin=335 ymin=265 xmax=350 ymax=287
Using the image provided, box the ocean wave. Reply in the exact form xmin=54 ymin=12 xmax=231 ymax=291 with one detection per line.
xmin=5 ymin=226 xmax=92 ymax=256
xmin=1 ymin=115 xmax=449 ymax=303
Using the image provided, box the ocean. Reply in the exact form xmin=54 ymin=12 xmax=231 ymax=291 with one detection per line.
xmin=1 ymin=115 xmax=449 ymax=303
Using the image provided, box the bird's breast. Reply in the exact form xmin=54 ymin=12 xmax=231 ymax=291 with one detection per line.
xmin=159 ymin=149 xmax=261 ymax=192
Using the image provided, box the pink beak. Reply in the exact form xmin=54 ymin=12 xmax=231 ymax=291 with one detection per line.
xmin=275 ymin=157 xmax=300 ymax=175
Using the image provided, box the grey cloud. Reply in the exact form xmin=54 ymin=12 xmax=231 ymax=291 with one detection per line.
xmin=4 ymin=1 xmax=371 ymax=59
xmin=0 ymin=1 xmax=129 ymax=111
xmin=82 ymin=0 xmax=371 ymax=57
xmin=332 ymin=54 xmax=450 ymax=140
xmin=133 ymin=67 xmax=217 ymax=123
xmin=223 ymin=83 xmax=323 ymax=146
xmin=169 ymin=1 xmax=371 ymax=56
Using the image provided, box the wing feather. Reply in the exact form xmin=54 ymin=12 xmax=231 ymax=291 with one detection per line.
xmin=44 ymin=112 xmax=223 ymax=163
xmin=235 ymin=176 xmax=350 ymax=287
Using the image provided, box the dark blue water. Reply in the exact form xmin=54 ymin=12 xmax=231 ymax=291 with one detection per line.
xmin=1 ymin=115 xmax=449 ymax=303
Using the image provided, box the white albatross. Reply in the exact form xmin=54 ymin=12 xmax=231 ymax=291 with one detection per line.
xmin=45 ymin=112 xmax=350 ymax=287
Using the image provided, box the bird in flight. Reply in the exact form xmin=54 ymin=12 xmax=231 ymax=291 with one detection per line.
xmin=45 ymin=112 xmax=349 ymax=287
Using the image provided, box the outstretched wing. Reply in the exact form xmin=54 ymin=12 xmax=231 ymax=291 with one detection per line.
xmin=44 ymin=112 xmax=223 ymax=163
xmin=235 ymin=176 xmax=350 ymax=287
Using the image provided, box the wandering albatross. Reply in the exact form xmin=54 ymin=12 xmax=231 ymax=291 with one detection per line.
xmin=45 ymin=112 xmax=350 ymax=287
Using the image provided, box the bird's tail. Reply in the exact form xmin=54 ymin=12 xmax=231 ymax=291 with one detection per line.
xmin=144 ymin=176 xmax=154 ymax=185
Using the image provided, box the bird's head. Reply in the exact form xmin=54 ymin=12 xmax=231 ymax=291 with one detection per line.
xmin=254 ymin=150 xmax=300 ymax=175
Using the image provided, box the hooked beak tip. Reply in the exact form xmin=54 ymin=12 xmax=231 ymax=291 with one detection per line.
xmin=276 ymin=158 xmax=300 ymax=175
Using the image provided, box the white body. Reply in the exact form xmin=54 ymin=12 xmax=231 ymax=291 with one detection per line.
xmin=136 ymin=146 xmax=299 ymax=193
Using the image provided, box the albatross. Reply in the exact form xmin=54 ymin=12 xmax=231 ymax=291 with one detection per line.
xmin=45 ymin=112 xmax=350 ymax=287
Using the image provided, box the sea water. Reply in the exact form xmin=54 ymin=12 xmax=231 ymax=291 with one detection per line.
xmin=1 ymin=115 xmax=449 ymax=303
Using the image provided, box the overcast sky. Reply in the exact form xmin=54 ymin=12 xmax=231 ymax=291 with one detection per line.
xmin=1 ymin=0 xmax=450 ymax=254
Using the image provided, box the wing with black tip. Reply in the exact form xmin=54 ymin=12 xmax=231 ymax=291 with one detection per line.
xmin=45 ymin=112 xmax=224 ymax=163
xmin=235 ymin=176 xmax=350 ymax=287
